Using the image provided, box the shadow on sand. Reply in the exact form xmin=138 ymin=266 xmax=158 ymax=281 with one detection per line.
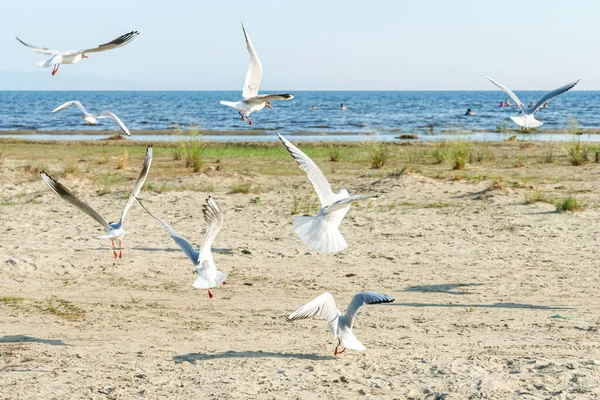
xmin=173 ymin=350 xmax=333 ymax=364
xmin=403 ymin=283 xmax=482 ymax=295
xmin=0 ymin=335 xmax=72 ymax=346
xmin=391 ymin=302 xmax=572 ymax=310
xmin=128 ymin=247 xmax=235 ymax=255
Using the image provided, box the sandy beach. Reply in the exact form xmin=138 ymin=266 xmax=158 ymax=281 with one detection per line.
xmin=1 ymin=139 xmax=599 ymax=399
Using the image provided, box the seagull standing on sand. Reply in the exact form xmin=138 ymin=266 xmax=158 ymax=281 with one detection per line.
xmin=39 ymin=145 xmax=152 ymax=259
xmin=288 ymin=292 xmax=395 ymax=355
xmin=52 ymin=101 xmax=131 ymax=136
xmin=16 ymin=31 xmax=139 ymax=76
xmin=277 ymin=133 xmax=377 ymax=253
xmin=134 ymin=196 xmax=227 ymax=299
xmin=220 ymin=24 xmax=294 ymax=126
xmin=483 ymin=75 xmax=579 ymax=128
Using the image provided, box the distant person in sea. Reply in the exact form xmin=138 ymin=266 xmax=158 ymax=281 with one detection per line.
xmin=498 ymin=101 xmax=505 ymax=107
xmin=505 ymin=99 xmax=512 ymax=106
xmin=465 ymin=108 xmax=474 ymax=116
xmin=543 ymin=101 xmax=549 ymax=108
xmin=528 ymin=101 xmax=535 ymax=108
xmin=340 ymin=103 xmax=347 ymax=110
xmin=312 ymin=105 xmax=317 ymax=110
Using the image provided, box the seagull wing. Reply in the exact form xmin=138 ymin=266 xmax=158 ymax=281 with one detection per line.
xmin=76 ymin=31 xmax=139 ymax=54
xmin=16 ymin=37 xmax=60 ymax=55
xmin=345 ymin=291 xmax=395 ymax=329
xmin=241 ymin=24 xmax=263 ymax=99
xmin=323 ymin=195 xmax=378 ymax=214
xmin=119 ymin=145 xmax=153 ymax=225
xmin=288 ymin=292 xmax=340 ymax=335
xmin=199 ymin=196 xmax=223 ymax=263
xmin=483 ymin=75 xmax=527 ymax=114
xmin=97 ymin=111 xmax=131 ymax=136
xmin=249 ymin=94 xmax=294 ymax=103
xmin=133 ymin=197 xmax=200 ymax=265
xmin=277 ymin=132 xmax=335 ymax=207
xmin=530 ymin=80 xmax=579 ymax=113
xmin=52 ymin=101 xmax=88 ymax=115
xmin=40 ymin=171 xmax=109 ymax=230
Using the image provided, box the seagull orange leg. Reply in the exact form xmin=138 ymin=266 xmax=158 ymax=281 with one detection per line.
xmin=52 ymin=65 xmax=60 ymax=76
xmin=334 ymin=339 xmax=341 ymax=356
xmin=111 ymin=241 xmax=117 ymax=259
xmin=208 ymin=289 xmax=214 ymax=299
xmin=118 ymin=240 xmax=123 ymax=259
xmin=222 ymin=281 xmax=227 ymax=285
xmin=247 ymin=116 xmax=254 ymax=126
xmin=238 ymin=111 xmax=245 ymax=121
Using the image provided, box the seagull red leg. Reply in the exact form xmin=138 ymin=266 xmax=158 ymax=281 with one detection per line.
xmin=334 ymin=339 xmax=341 ymax=356
xmin=118 ymin=240 xmax=123 ymax=259
xmin=247 ymin=116 xmax=254 ymax=126
xmin=208 ymin=289 xmax=214 ymax=299
xmin=238 ymin=111 xmax=245 ymax=121
xmin=111 ymin=241 xmax=117 ymax=259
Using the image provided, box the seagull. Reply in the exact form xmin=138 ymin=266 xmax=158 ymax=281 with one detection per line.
xmin=483 ymin=75 xmax=579 ymax=128
xmin=288 ymin=292 xmax=395 ymax=355
xmin=52 ymin=101 xmax=131 ymax=136
xmin=39 ymin=145 xmax=152 ymax=259
xmin=16 ymin=31 xmax=139 ymax=76
xmin=277 ymin=132 xmax=377 ymax=253
xmin=133 ymin=196 xmax=227 ymax=299
xmin=220 ymin=24 xmax=294 ymax=126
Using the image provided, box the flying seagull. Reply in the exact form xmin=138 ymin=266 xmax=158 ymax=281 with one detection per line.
xmin=134 ymin=196 xmax=227 ymax=299
xmin=288 ymin=292 xmax=395 ymax=355
xmin=39 ymin=145 xmax=152 ymax=259
xmin=484 ymin=75 xmax=579 ymax=128
xmin=220 ymin=23 xmax=294 ymax=126
xmin=277 ymin=132 xmax=377 ymax=253
xmin=53 ymin=101 xmax=131 ymax=136
xmin=16 ymin=31 xmax=139 ymax=76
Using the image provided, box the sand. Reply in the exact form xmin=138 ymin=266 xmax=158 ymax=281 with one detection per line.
xmin=1 ymin=140 xmax=599 ymax=399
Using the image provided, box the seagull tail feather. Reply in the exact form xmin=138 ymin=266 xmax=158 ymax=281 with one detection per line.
xmin=219 ymin=101 xmax=238 ymax=108
xmin=193 ymin=269 xmax=227 ymax=289
xmin=340 ymin=331 xmax=366 ymax=351
xmin=510 ymin=115 xmax=543 ymax=128
xmin=293 ymin=215 xmax=347 ymax=254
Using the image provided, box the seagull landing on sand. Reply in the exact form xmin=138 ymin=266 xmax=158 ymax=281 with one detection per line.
xmin=220 ymin=23 xmax=293 ymax=126
xmin=53 ymin=101 xmax=131 ymax=136
xmin=288 ymin=292 xmax=395 ymax=355
xmin=483 ymin=75 xmax=579 ymax=129
xmin=40 ymin=145 xmax=152 ymax=259
xmin=133 ymin=196 xmax=227 ymax=299
xmin=16 ymin=31 xmax=138 ymax=76
xmin=277 ymin=133 xmax=378 ymax=253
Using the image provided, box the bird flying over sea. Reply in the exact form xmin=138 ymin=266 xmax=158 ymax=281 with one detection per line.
xmin=40 ymin=145 xmax=152 ymax=259
xmin=288 ymin=292 xmax=395 ymax=355
xmin=484 ymin=75 xmax=579 ymax=129
xmin=220 ymin=24 xmax=293 ymax=126
xmin=134 ymin=196 xmax=227 ymax=299
xmin=16 ymin=31 xmax=139 ymax=76
xmin=52 ymin=101 xmax=131 ymax=136
xmin=277 ymin=133 xmax=377 ymax=253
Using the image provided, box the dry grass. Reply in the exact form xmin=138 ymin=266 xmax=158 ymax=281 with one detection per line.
xmin=118 ymin=149 xmax=129 ymax=170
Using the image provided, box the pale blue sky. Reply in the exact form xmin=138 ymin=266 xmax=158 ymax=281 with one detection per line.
xmin=1 ymin=0 xmax=598 ymax=90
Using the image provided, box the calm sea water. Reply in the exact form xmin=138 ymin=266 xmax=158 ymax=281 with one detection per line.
xmin=0 ymin=91 xmax=597 ymax=138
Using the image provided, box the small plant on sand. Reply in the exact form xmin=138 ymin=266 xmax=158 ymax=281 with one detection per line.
xmin=524 ymin=190 xmax=552 ymax=205
xmin=469 ymin=142 xmax=495 ymax=163
xmin=176 ymin=125 xmax=205 ymax=172
xmin=63 ymin=163 xmax=78 ymax=176
xmin=230 ymin=183 xmax=252 ymax=194
xmin=0 ymin=146 xmax=5 ymax=166
xmin=554 ymin=195 xmax=583 ymax=212
xmin=368 ymin=142 xmax=388 ymax=169
xmin=451 ymin=142 xmax=470 ymax=170
xmin=538 ymin=144 xmax=555 ymax=164
xmin=0 ymin=296 xmax=24 ymax=305
xmin=565 ymin=116 xmax=582 ymax=135
xmin=172 ymin=145 xmax=183 ymax=161
xmin=291 ymin=195 xmax=301 ymax=215
xmin=41 ymin=296 xmax=85 ymax=320
xmin=118 ymin=149 xmax=129 ymax=170
xmin=566 ymin=139 xmax=588 ymax=166
xmin=328 ymin=144 xmax=341 ymax=162
xmin=250 ymin=196 xmax=261 ymax=205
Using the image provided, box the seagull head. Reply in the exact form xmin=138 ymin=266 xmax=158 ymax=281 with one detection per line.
xmin=265 ymin=101 xmax=273 ymax=111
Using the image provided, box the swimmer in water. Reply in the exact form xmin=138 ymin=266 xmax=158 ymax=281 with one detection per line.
xmin=340 ymin=103 xmax=347 ymax=110
xmin=505 ymin=99 xmax=512 ymax=107
xmin=465 ymin=108 xmax=474 ymax=116
xmin=312 ymin=105 xmax=317 ymax=110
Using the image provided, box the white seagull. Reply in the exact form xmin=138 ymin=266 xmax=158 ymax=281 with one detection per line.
xmin=484 ymin=75 xmax=579 ymax=128
xmin=53 ymin=101 xmax=131 ymax=136
xmin=39 ymin=145 xmax=152 ymax=259
xmin=16 ymin=31 xmax=139 ymax=76
xmin=288 ymin=292 xmax=395 ymax=355
xmin=277 ymin=133 xmax=377 ymax=253
xmin=220 ymin=24 xmax=294 ymax=126
xmin=134 ymin=196 xmax=227 ymax=299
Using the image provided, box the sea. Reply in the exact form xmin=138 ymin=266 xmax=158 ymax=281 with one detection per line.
xmin=1 ymin=90 xmax=599 ymax=142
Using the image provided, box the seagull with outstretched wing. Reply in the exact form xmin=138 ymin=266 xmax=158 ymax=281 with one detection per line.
xmin=53 ymin=101 xmax=131 ymax=136
xmin=288 ymin=292 xmax=395 ymax=355
xmin=40 ymin=145 xmax=152 ymax=259
xmin=483 ymin=75 xmax=579 ymax=128
xmin=220 ymin=23 xmax=293 ymax=126
xmin=16 ymin=31 xmax=139 ymax=76
xmin=133 ymin=196 xmax=227 ymax=299
xmin=277 ymin=132 xmax=378 ymax=253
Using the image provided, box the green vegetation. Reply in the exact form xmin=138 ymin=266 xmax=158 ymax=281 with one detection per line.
xmin=368 ymin=142 xmax=389 ymax=169
xmin=554 ymin=195 xmax=583 ymax=212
